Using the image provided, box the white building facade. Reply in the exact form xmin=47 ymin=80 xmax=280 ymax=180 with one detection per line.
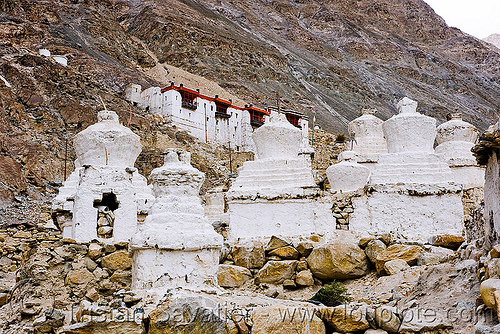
xmin=125 ymin=83 xmax=308 ymax=153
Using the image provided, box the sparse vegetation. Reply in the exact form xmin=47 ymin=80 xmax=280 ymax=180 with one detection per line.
xmin=335 ymin=134 xmax=346 ymax=143
xmin=310 ymin=281 xmax=350 ymax=307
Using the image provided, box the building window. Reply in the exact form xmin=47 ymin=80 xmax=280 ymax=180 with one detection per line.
xmin=180 ymin=91 xmax=197 ymax=109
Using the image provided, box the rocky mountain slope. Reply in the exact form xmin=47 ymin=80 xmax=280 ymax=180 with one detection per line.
xmin=484 ymin=34 xmax=500 ymax=50
xmin=124 ymin=0 xmax=500 ymax=132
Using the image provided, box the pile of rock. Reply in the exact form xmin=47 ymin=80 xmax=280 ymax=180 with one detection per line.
xmin=331 ymin=194 xmax=357 ymax=230
xmin=218 ymin=236 xmax=317 ymax=290
xmin=0 ymin=224 xmax=142 ymax=334
xmin=218 ymin=233 xmax=460 ymax=295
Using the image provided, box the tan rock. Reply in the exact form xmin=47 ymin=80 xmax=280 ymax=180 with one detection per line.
xmin=252 ymin=306 xmax=325 ymax=334
xmin=57 ymin=321 xmax=142 ymax=334
xmin=297 ymin=242 xmax=314 ymax=257
xmin=307 ymin=240 xmax=370 ymax=280
xmin=88 ymin=243 xmax=103 ymax=259
xmin=101 ymin=250 xmax=132 ymax=271
xmin=110 ymin=270 xmax=132 ymax=288
xmin=256 ymin=260 xmax=298 ymax=284
xmin=417 ymin=246 xmax=454 ymax=266
xmin=374 ymin=306 xmax=401 ymax=333
xmin=265 ymin=236 xmax=290 ymax=252
xmin=378 ymin=233 xmax=392 ymax=245
xmin=316 ymin=304 xmax=369 ymax=333
xmin=295 ymin=269 xmax=314 ymax=286
xmin=217 ymin=264 xmax=252 ymax=288
xmin=283 ymin=279 xmax=297 ymax=289
xmin=430 ymin=234 xmax=464 ymax=250
xmin=0 ymin=292 xmax=8 ymax=307
xmin=375 ymin=244 xmax=423 ymax=274
xmin=297 ymin=260 xmax=308 ymax=272
xmin=268 ymin=245 xmax=299 ymax=260
xmin=65 ymin=268 xmax=94 ymax=286
xmin=366 ymin=330 xmax=389 ymax=334
xmin=365 ymin=239 xmax=386 ymax=263
xmin=232 ymin=242 xmax=265 ymax=269
xmin=148 ymin=296 xmax=227 ymax=334
xmin=491 ymin=244 xmax=500 ymax=259
xmin=85 ymin=288 xmax=99 ymax=302
xmin=359 ymin=237 xmax=374 ymax=248
xmin=480 ymin=279 xmax=500 ymax=319
xmin=84 ymin=257 xmax=98 ymax=272
xmin=384 ymin=259 xmax=410 ymax=275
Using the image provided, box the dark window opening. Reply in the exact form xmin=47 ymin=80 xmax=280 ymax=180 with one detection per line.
xmin=93 ymin=193 xmax=118 ymax=239
xmin=285 ymin=113 xmax=301 ymax=128
xmin=180 ymin=91 xmax=197 ymax=109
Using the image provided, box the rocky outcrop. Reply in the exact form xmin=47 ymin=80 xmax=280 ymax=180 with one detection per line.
xmin=307 ymin=238 xmax=370 ymax=280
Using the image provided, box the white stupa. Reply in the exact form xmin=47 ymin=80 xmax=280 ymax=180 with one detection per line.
xmin=226 ymin=111 xmax=333 ymax=240
xmin=347 ymin=108 xmax=387 ymax=158
xmin=348 ymin=98 xmax=464 ymax=242
xmin=130 ymin=149 xmax=222 ymax=293
xmin=435 ymin=112 xmax=484 ymax=189
xmin=52 ymin=110 xmax=153 ymax=243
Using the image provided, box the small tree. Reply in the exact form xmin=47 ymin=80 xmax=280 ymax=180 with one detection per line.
xmin=309 ymin=281 xmax=350 ymax=307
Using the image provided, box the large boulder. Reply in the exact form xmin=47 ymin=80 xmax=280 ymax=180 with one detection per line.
xmin=252 ymin=306 xmax=325 ymax=334
xmin=268 ymin=246 xmax=299 ymax=260
xmin=256 ymin=260 xmax=298 ymax=284
xmin=384 ymin=259 xmax=410 ymax=275
xmin=398 ymin=307 xmax=452 ymax=332
xmin=265 ymin=236 xmax=290 ymax=252
xmin=307 ymin=238 xmax=370 ymax=280
xmin=417 ymin=246 xmax=455 ymax=266
xmin=480 ymin=279 xmax=500 ymax=319
xmin=430 ymin=234 xmax=464 ymax=250
xmin=148 ymin=297 xmax=232 ymax=334
xmin=101 ymin=250 xmax=132 ymax=271
xmin=217 ymin=264 xmax=252 ymax=288
xmin=232 ymin=242 xmax=265 ymax=269
xmin=316 ymin=304 xmax=370 ymax=333
xmin=374 ymin=306 xmax=401 ymax=333
xmin=57 ymin=321 xmax=142 ymax=334
xmin=365 ymin=239 xmax=386 ymax=263
xmin=375 ymin=244 xmax=423 ymax=274
xmin=295 ymin=270 xmax=314 ymax=286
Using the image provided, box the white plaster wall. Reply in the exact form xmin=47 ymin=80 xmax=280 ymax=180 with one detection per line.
xmin=383 ymin=113 xmax=436 ymax=153
xmin=162 ymin=90 xmax=206 ymax=140
xmin=326 ymin=160 xmax=370 ymax=193
xmin=350 ymin=192 xmax=464 ymax=243
xmin=132 ymin=248 xmax=219 ymax=291
xmin=227 ymin=199 xmax=334 ymax=241
xmin=125 ymin=84 xmax=142 ymax=106
xmin=74 ymin=113 xmax=141 ymax=168
xmin=450 ymin=166 xmax=484 ymax=189
xmin=349 ymin=114 xmax=387 ymax=154
xmin=240 ymin=109 xmax=256 ymax=152
xmin=369 ymin=152 xmax=455 ymax=185
xmin=71 ymin=167 xmax=138 ymax=243
xmin=141 ymin=87 xmax=162 ymax=114
xmin=204 ymin=188 xmax=225 ymax=224
xmin=485 ymin=151 xmax=500 ymax=238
